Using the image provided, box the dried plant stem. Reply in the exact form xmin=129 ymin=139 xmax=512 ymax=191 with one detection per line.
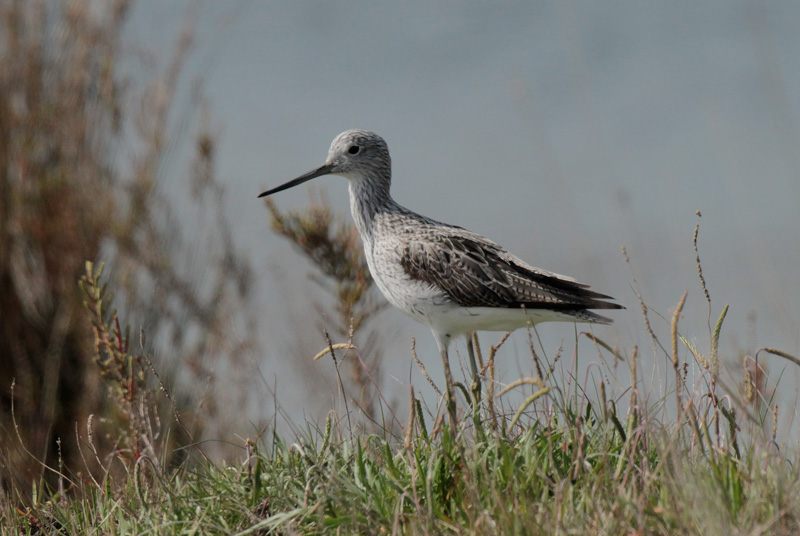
xmin=755 ymin=347 xmax=800 ymax=370
xmin=411 ymin=337 xmax=441 ymax=397
xmin=671 ymin=291 xmax=688 ymax=414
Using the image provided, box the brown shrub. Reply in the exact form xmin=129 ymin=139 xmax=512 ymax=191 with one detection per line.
xmin=0 ymin=0 xmax=257 ymax=500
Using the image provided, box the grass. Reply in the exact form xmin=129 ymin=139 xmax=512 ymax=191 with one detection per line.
xmin=7 ymin=379 xmax=800 ymax=535
xmin=7 ymin=263 xmax=800 ymax=534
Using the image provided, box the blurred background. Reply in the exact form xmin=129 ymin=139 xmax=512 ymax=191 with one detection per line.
xmin=2 ymin=0 xmax=799 ymax=493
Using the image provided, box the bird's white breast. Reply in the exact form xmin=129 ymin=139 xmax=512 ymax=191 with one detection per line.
xmin=362 ymin=214 xmax=451 ymax=328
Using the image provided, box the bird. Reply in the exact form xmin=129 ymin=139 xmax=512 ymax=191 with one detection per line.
xmin=259 ymin=129 xmax=623 ymax=428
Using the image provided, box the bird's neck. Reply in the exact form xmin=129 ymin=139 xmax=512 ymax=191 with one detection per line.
xmin=348 ymin=172 xmax=394 ymax=241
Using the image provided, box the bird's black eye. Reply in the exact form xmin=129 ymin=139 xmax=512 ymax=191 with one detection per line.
xmin=348 ymin=145 xmax=360 ymax=154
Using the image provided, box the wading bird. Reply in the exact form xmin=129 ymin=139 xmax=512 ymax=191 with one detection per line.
xmin=260 ymin=130 xmax=623 ymax=428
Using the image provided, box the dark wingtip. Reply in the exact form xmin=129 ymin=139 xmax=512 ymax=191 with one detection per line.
xmin=590 ymin=301 xmax=626 ymax=311
xmin=567 ymin=309 xmax=614 ymax=324
xmin=575 ymin=301 xmax=624 ymax=324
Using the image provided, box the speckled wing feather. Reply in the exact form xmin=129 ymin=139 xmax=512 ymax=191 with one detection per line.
xmin=400 ymin=227 xmax=623 ymax=313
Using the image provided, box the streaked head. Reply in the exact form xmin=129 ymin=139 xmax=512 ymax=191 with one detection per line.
xmin=258 ymin=129 xmax=391 ymax=198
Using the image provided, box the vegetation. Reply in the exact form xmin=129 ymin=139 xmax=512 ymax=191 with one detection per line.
xmin=6 ymin=259 xmax=800 ymax=533
xmin=6 ymin=188 xmax=800 ymax=533
xmin=0 ymin=0 xmax=257 ymax=500
xmin=266 ymin=194 xmax=388 ymax=425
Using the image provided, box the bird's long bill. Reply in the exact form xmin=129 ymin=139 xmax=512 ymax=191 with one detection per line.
xmin=258 ymin=163 xmax=334 ymax=198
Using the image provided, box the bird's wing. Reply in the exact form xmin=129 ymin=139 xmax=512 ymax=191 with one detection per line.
xmin=400 ymin=227 xmax=622 ymax=311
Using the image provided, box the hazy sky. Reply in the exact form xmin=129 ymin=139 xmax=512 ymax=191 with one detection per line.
xmin=124 ymin=1 xmax=800 ymax=425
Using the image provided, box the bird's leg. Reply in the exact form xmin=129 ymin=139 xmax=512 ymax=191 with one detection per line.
xmin=439 ymin=347 xmax=458 ymax=431
xmin=466 ymin=335 xmax=482 ymax=409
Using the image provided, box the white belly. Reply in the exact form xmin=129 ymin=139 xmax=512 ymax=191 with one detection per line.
xmin=422 ymin=305 xmax=578 ymax=337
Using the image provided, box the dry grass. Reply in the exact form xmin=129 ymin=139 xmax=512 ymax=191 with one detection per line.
xmin=0 ymin=0 xmax=258 ymax=501
xmin=266 ymin=193 xmax=389 ymax=426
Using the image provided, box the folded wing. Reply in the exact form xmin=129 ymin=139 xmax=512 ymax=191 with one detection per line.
xmin=400 ymin=229 xmax=623 ymax=313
